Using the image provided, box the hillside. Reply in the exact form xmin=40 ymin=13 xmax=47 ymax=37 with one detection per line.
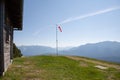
xmin=18 ymin=41 xmax=120 ymax=63
xmin=61 ymin=41 xmax=120 ymax=63
xmin=1 ymin=56 xmax=120 ymax=80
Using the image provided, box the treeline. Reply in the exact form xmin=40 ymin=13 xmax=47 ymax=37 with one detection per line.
xmin=13 ymin=43 xmax=22 ymax=58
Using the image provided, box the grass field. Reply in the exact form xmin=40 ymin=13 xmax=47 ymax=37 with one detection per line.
xmin=0 ymin=56 xmax=120 ymax=80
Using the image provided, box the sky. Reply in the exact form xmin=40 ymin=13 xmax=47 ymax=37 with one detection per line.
xmin=14 ymin=0 xmax=120 ymax=48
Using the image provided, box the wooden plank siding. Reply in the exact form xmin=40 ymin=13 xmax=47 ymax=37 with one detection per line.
xmin=3 ymin=26 xmax=11 ymax=72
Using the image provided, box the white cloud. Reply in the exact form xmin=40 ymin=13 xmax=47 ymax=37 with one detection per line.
xmin=33 ymin=24 xmax=55 ymax=36
xmin=59 ymin=6 xmax=120 ymax=24
xmin=33 ymin=31 xmax=41 ymax=36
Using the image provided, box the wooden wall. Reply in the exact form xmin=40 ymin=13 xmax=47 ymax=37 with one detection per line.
xmin=0 ymin=0 xmax=13 ymax=76
xmin=3 ymin=26 xmax=11 ymax=72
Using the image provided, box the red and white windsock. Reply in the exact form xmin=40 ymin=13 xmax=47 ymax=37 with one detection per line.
xmin=58 ymin=25 xmax=62 ymax=32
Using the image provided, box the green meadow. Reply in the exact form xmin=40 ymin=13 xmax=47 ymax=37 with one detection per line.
xmin=0 ymin=56 xmax=120 ymax=80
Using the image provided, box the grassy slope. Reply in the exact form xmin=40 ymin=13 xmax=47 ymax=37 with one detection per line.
xmin=0 ymin=56 xmax=120 ymax=80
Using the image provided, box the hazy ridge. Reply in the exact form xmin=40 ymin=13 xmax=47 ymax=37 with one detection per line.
xmin=18 ymin=41 xmax=120 ymax=63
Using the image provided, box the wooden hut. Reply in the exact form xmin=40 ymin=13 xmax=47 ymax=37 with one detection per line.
xmin=0 ymin=0 xmax=23 ymax=76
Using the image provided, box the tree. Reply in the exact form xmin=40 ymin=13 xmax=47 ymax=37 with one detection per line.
xmin=13 ymin=43 xmax=22 ymax=58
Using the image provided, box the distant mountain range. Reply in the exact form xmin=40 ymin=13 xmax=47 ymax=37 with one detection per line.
xmin=18 ymin=41 xmax=120 ymax=63
xmin=18 ymin=46 xmax=56 ymax=56
xmin=60 ymin=41 xmax=120 ymax=63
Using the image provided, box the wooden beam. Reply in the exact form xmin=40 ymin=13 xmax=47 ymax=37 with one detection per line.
xmin=10 ymin=26 xmax=13 ymax=60
xmin=0 ymin=0 xmax=5 ymax=76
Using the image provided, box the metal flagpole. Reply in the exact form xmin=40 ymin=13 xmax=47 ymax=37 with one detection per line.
xmin=56 ymin=25 xmax=58 ymax=56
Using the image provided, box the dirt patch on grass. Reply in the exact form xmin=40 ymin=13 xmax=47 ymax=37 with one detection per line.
xmin=24 ymin=61 xmax=31 ymax=65
xmin=79 ymin=62 xmax=88 ymax=67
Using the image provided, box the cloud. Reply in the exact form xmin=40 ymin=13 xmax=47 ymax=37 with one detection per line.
xmin=33 ymin=31 xmax=41 ymax=36
xmin=33 ymin=24 xmax=55 ymax=36
xmin=33 ymin=6 xmax=120 ymax=36
xmin=59 ymin=6 xmax=120 ymax=24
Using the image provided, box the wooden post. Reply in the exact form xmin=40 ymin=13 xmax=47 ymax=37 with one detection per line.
xmin=10 ymin=26 xmax=13 ymax=60
xmin=0 ymin=0 xmax=5 ymax=76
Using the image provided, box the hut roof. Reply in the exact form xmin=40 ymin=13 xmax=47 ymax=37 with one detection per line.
xmin=6 ymin=0 xmax=23 ymax=30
